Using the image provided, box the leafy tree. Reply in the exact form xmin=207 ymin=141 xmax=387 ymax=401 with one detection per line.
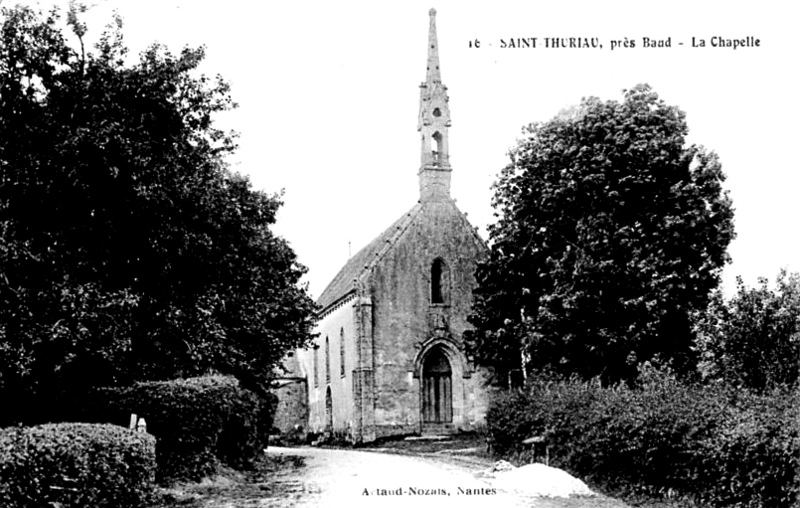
xmin=0 ymin=5 xmax=316 ymax=423
xmin=695 ymin=271 xmax=800 ymax=390
xmin=466 ymin=84 xmax=735 ymax=387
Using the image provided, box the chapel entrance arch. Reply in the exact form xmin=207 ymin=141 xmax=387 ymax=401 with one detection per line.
xmin=421 ymin=346 xmax=452 ymax=423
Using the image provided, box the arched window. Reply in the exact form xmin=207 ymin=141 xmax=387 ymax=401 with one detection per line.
xmin=325 ymin=336 xmax=331 ymax=384
xmin=339 ymin=328 xmax=346 ymax=377
xmin=432 ymin=131 xmax=443 ymax=163
xmin=313 ymin=345 xmax=319 ymax=388
xmin=431 ymin=257 xmax=449 ymax=304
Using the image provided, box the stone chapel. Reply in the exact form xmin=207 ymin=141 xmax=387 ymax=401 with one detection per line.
xmin=273 ymin=9 xmax=489 ymax=443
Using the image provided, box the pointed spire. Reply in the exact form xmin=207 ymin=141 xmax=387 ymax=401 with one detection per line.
xmin=426 ymin=8 xmax=441 ymax=84
xmin=418 ymin=8 xmax=452 ymax=202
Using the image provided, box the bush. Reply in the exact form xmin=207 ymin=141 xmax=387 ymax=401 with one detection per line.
xmin=697 ymin=390 xmax=800 ymax=508
xmin=487 ymin=370 xmax=800 ymax=507
xmin=0 ymin=423 xmax=155 ymax=508
xmin=72 ymin=375 xmax=275 ymax=482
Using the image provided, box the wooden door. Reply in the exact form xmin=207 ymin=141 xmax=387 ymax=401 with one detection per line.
xmin=422 ymin=348 xmax=452 ymax=423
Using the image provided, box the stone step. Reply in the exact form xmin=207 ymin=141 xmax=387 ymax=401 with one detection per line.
xmin=404 ymin=434 xmax=450 ymax=442
xmin=421 ymin=422 xmax=456 ymax=435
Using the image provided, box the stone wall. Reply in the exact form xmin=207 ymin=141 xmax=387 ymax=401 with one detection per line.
xmin=271 ymin=376 xmax=308 ymax=434
xmin=368 ymin=198 xmax=488 ymax=437
xmin=296 ymin=196 xmax=489 ymax=443
xmin=301 ymin=297 xmax=359 ymax=439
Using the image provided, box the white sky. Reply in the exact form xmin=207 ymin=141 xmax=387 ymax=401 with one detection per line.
xmin=12 ymin=0 xmax=800 ymax=299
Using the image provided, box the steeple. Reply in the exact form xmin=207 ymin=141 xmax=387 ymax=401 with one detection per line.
xmin=425 ymin=8 xmax=442 ymax=85
xmin=418 ymin=8 xmax=452 ymax=202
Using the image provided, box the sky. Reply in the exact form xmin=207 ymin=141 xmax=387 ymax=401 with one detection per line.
xmin=11 ymin=0 xmax=800 ymax=299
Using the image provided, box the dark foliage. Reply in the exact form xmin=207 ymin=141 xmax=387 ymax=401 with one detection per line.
xmin=0 ymin=422 xmax=156 ymax=508
xmin=69 ymin=375 xmax=274 ymax=482
xmin=0 ymin=5 xmax=316 ymax=424
xmin=466 ymin=85 xmax=735 ymax=386
xmin=487 ymin=371 xmax=799 ymax=507
xmin=695 ymin=270 xmax=800 ymax=391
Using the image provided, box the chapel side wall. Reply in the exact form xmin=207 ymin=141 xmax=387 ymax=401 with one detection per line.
xmin=369 ymin=199 xmax=488 ymax=437
xmin=299 ymin=298 xmax=358 ymax=438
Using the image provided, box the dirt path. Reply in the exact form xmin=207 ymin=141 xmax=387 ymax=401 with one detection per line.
xmin=270 ymin=445 xmax=507 ymax=507
xmin=267 ymin=446 xmax=628 ymax=508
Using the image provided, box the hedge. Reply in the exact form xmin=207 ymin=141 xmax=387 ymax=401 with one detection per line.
xmin=0 ymin=423 xmax=156 ymax=508
xmin=695 ymin=391 xmax=800 ymax=508
xmin=72 ymin=375 xmax=275 ymax=482
xmin=487 ymin=370 xmax=799 ymax=507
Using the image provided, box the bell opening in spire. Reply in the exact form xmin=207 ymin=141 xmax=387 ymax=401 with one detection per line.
xmin=418 ymin=8 xmax=452 ymax=201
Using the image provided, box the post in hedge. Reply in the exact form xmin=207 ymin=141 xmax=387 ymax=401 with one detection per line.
xmin=522 ymin=435 xmax=549 ymax=466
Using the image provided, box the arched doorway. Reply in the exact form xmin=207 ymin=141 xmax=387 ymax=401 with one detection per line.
xmin=325 ymin=386 xmax=333 ymax=432
xmin=421 ymin=347 xmax=452 ymax=423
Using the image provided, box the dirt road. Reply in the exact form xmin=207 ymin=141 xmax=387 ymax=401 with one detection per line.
xmin=267 ymin=446 xmax=626 ymax=508
xmin=269 ymin=445 xmax=509 ymax=507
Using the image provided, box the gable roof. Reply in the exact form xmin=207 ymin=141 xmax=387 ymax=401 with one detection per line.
xmin=316 ymin=203 xmax=422 ymax=311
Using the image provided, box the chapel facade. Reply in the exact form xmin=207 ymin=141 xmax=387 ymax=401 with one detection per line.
xmin=275 ymin=9 xmax=489 ymax=443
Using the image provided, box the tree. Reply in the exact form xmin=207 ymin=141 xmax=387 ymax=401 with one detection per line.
xmin=694 ymin=271 xmax=800 ymax=391
xmin=0 ymin=5 xmax=316 ymax=422
xmin=465 ymin=85 xmax=735 ymax=386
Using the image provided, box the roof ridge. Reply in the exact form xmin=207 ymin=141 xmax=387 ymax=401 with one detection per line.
xmin=450 ymin=199 xmax=487 ymax=249
xmin=359 ymin=202 xmax=423 ymax=281
xmin=315 ymin=203 xmax=422 ymax=312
